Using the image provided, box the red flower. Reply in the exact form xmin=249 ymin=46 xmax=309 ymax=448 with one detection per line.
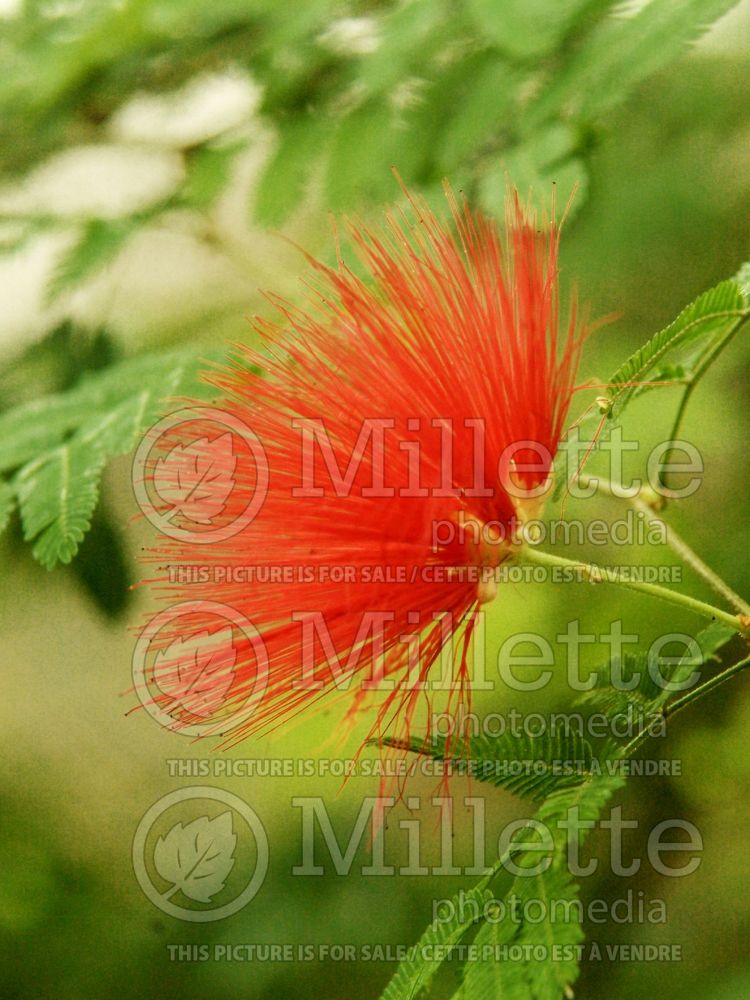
xmin=140 ymin=183 xmax=585 ymax=757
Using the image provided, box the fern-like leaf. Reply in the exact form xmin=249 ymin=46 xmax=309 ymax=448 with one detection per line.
xmin=579 ymin=622 xmax=737 ymax=726
xmin=578 ymin=651 xmax=670 ymax=720
xmin=15 ymin=442 xmax=106 ymax=568
xmin=455 ymin=913 xmax=526 ymax=1000
xmin=536 ymin=772 xmax=625 ymax=854
xmin=530 ymin=0 xmax=744 ymax=123
xmin=514 ymin=867 xmax=584 ymax=1000
xmin=182 ymin=143 xmax=242 ymax=211
xmin=380 ymin=726 xmax=598 ymax=802
xmin=1 ymin=346 xmax=224 ymax=567
xmin=379 ymin=885 xmax=496 ymax=1000
xmin=605 ymin=278 xmax=747 ymax=417
xmin=47 ymin=217 xmax=143 ymax=302
xmin=0 ymin=479 xmax=16 ymax=534
xmin=380 ymin=754 xmax=622 ymax=1000
xmin=254 ymin=117 xmax=326 ymax=227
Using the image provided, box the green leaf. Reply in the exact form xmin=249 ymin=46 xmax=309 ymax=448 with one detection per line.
xmin=735 ymin=261 xmax=750 ymax=298
xmin=513 ymin=868 xmax=584 ymax=999
xmin=536 ymin=771 xmax=625 ymax=854
xmin=433 ymin=53 xmax=521 ymax=174
xmin=0 ymin=347 xmax=221 ymax=475
xmin=0 ymin=394 xmax=87 ymax=476
xmin=182 ymin=142 xmax=243 ymax=211
xmin=456 ymin=918 xmax=526 ymax=999
xmin=0 ymin=479 xmax=16 ymax=535
xmin=578 ymin=651 xmax=668 ymax=719
xmin=381 ymin=726 xmax=598 ymax=802
xmin=378 ymin=885 xmax=496 ymax=1000
xmin=605 ymin=278 xmax=748 ymax=418
xmin=454 ymin=864 xmax=588 ymax=1000
xmin=15 ymin=442 xmax=107 ymax=569
xmin=381 ymin=765 xmax=621 ymax=1000
xmin=355 ymin=0 xmax=454 ymax=98
xmin=478 ymin=122 xmax=588 ymax=221
xmin=381 ymin=773 xmax=624 ymax=1000
xmin=465 ymin=0 xmax=594 ymax=59
xmin=46 ymin=217 xmax=142 ymax=302
xmin=325 ymin=101 xmax=424 ymax=211
xmin=662 ymin=621 xmax=737 ymax=691
xmin=0 ymin=345 xmax=224 ymax=566
xmin=578 ymin=623 xmax=736 ymax=728
xmin=254 ymin=116 xmax=327 ymax=227
xmin=529 ymin=0 xmax=743 ymax=124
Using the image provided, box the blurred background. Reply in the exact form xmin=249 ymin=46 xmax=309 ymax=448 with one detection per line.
xmin=1 ymin=1 xmax=750 ymax=997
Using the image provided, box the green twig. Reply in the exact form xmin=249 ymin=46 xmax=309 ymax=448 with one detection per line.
xmin=517 ymin=545 xmax=745 ymax=634
xmin=580 ymin=476 xmax=750 ymax=616
xmin=621 ymin=655 xmax=750 ymax=758
xmin=659 ymin=314 xmax=749 ymax=492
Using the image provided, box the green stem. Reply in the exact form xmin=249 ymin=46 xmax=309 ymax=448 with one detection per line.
xmin=659 ymin=314 xmax=749 ymax=492
xmin=517 ymin=545 xmax=746 ymax=634
xmin=633 ymin=495 xmax=750 ymax=615
xmin=621 ymin=655 xmax=750 ymax=758
xmin=664 ymin=655 xmax=750 ymax=721
xmin=580 ymin=476 xmax=750 ymax=616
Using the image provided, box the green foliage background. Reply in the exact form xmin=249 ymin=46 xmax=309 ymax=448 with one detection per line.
xmin=1 ymin=1 xmax=750 ymax=998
